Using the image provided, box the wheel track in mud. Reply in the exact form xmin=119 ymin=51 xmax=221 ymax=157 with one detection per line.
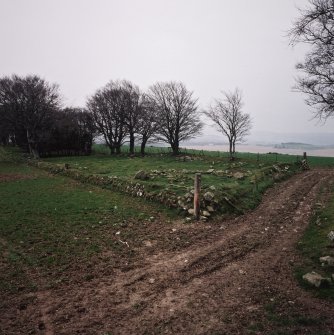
xmin=39 ymin=169 xmax=334 ymax=335
xmin=2 ymin=169 xmax=334 ymax=335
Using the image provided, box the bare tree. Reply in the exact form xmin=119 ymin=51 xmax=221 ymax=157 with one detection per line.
xmin=121 ymin=80 xmax=144 ymax=155
xmin=137 ymin=94 xmax=159 ymax=155
xmin=87 ymin=81 xmax=128 ymax=154
xmin=148 ymin=81 xmax=203 ymax=155
xmin=204 ymin=89 xmax=251 ymax=160
xmin=0 ymin=74 xmax=61 ymax=158
xmin=289 ymin=0 xmax=334 ymax=120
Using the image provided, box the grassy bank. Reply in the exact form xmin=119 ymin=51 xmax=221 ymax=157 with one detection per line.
xmin=42 ymin=147 xmax=299 ymax=216
xmin=295 ymin=184 xmax=334 ymax=301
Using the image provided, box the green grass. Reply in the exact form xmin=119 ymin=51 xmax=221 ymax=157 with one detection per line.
xmin=42 ymin=146 xmax=300 ymax=215
xmin=0 ymin=159 xmax=170 ymax=294
xmin=295 ymin=185 xmax=334 ymax=301
xmin=261 ymin=301 xmax=329 ymax=335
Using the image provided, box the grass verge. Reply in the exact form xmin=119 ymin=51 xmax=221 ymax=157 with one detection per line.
xmin=295 ymin=184 xmax=334 ymax=301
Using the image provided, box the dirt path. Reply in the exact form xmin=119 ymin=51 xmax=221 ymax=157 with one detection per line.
xmin=2 ymin=169 xmax=334 ymax=334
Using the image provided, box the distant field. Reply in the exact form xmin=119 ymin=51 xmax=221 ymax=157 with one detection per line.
xmin=92 ymin=143 xmax=334 ymax=167
xmin=187 ymin=144 xmax=334 ymax=166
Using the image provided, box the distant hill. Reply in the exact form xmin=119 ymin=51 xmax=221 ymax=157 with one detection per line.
xmin=274 ymin=142 xmax=323 ymax=150
xmin=183 ymin=130 xmax=334 ymax=147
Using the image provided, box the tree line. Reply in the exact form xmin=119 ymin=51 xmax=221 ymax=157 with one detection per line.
xmin=0 ymin=75 xmax=94 ymax=158
xmin=1 ymin=0 xmax=332 ymax=161
xmin=0 ymin=74 xmax=252 ymax=159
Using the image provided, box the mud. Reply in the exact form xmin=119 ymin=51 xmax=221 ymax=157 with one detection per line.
xmin=1 ymin=169 xmax=334 ymax=334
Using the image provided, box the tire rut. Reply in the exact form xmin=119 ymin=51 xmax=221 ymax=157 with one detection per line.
xmin=6 ymin=169 xmax=334 ymax=335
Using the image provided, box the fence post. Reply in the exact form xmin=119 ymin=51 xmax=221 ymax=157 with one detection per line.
xmin=194 ymin=173 xmax=201 ymax=220
xmin=303 ymin=152 xmax=307 ymax=160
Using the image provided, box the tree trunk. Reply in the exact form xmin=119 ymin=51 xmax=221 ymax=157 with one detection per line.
xmin=26 ymin=129 xmax=40 ymax=159
xmin=109 ymin=145 xmax=115 ymax=155
xmin=129 ymin=133 xmax=135 ymax=155
xmin=140 ymin=137 xmax=148 ymax=156
xmin=171 ymin=142 xmax=179 ymax=155
xmin=115 ymin=145 xmax=121 ymax=154
xmin=229 ymin=140 xmax=234 ymax=161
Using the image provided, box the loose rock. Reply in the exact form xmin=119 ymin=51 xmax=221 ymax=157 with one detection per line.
xmin=319 ymin=256 xmax=334 ymax=266
xmin=134 ymin=170 xmax=149 ymax=180
xmin=202 ymin=210 xmax=211 ymax=217
xmin=207 ymin=206 xmax=215 ymax=212
xmin=302 ymin=272 xmax=332 ymax=288
xmin=328 ymin=231 xmax=334 ymax=242
xmin=233 ymin=172 xmax=245 ymax=180
xmin=204 ymin=192 xmax=215 ymax=201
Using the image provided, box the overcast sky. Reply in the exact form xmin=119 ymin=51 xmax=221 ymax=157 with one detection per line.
xmin=1 ymin=0 xmax=333 ymax=143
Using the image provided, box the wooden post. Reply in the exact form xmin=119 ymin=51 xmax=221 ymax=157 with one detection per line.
xmin=194 ymin=173 xmax=201 ymax=220
xmin=303 ymin=152 xmax=307 ymax=160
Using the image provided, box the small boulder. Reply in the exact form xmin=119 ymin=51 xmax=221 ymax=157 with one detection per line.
xmin=319 ymin=256 xmax=334 ymax=266
xmin=134 ymin=170 xmax=149 ymax=180
xmin=207 ymin=206 xmax=215 ymax=212
xmin=202 ymin=210 xmax=211 ymax=217
xmin=233 ymin=172 xmax=245 ymax=180
xmin=204 ymin=191 xmax=215 ymax=201
xmin=328 ymin=231 xmax=334 ymax=242
xmin=188 ymin=208 xmax=195 ymax=215
xmin=178 ymin=200 xmax=185 ymax=207
xmin=209 ymin=185 xmax=216 ymax=191
xmin=302 ymin=272 xmax=331 ymax=288
xmin=207 ymin=169 xmax=215 ymax=174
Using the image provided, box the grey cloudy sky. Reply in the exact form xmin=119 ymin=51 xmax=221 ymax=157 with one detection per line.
xmin=1 ymin=0 xmax=333 ymax=142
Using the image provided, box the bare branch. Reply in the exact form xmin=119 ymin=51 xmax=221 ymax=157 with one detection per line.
xmin=204 ymin=88 xmax=251 ymax=160
xmin=148 ymin=81 xmax=203 ymax=155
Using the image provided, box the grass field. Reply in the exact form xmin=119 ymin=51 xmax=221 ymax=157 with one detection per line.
xmin=42 ymin=145 xmax=301 ymax=216
xmin=0 ymin=155 xmax=174 ymax=296
xmin=1 ymin=145 xmax=334 ymax=333
xmin=2 ymin=147 xmax=334 ymax=290
xmin=92 ymin=143 xmax=334 ymax=167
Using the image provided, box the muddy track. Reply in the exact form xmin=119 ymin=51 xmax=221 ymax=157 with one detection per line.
xmin=2 ymin=169 xmax=334 ymax=334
